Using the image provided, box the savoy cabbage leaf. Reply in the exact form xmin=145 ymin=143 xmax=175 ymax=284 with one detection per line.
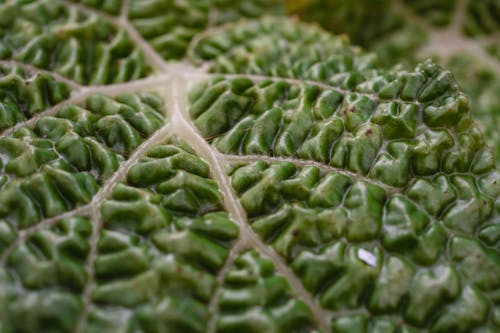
xmin=288 ymin=0 xmax=500 ymax=163
xmin=0 ymin=1 xmax=498 ymax=333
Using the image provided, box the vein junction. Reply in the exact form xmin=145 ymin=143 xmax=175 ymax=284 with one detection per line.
xmin=2 ymin=2 xmax=498 ymax=333
xmin=0 ymin=2 xmax=335 ymax=331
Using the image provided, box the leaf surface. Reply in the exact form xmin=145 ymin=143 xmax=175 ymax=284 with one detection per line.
xmin=0 ymin=1 xmax=498 ymax=333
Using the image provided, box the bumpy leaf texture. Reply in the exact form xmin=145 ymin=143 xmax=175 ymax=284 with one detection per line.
xmin=0 ymin=1 xmax=499 ymax=333
xmin=288 ymin=0 xmax=500 ymax=163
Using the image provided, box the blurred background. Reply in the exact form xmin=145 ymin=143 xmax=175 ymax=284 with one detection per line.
xmin=285 ymin=0 xmax=500 ymax=163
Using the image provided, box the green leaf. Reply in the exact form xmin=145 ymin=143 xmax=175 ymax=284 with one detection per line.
xmin=288 ymin=0 xmax=500 ymax=164
xmin=0 ymin=1 xmax=498 ymax=333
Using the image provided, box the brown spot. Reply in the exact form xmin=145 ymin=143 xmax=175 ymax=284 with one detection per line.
xmin=349 ymin=106 xmax=355 ymax=113
xmin=365 ymin=128 xmax=373 ymax=136
xmin=292 ymin=229 xmax=300 ymax=237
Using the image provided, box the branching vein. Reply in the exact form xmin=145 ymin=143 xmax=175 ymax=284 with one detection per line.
xmin=395 ymin=0 xmax=500 ymax=75
xmin=75 ymin=121 xmax=175 ymax=333
xmin=56 ymin=0 xmax=171 ymax=74
xmin=223 ymin=154 xmax=402 ymax=194
xmin=0 ymin=74 xmax=171 ymax=137
xmin=0 ymin=204 xmax=92 ymax=264
xmin=0 ymin=60 xmax=82 ymax=89
xmin=168 ymin=76 xmax=332 ymax=332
